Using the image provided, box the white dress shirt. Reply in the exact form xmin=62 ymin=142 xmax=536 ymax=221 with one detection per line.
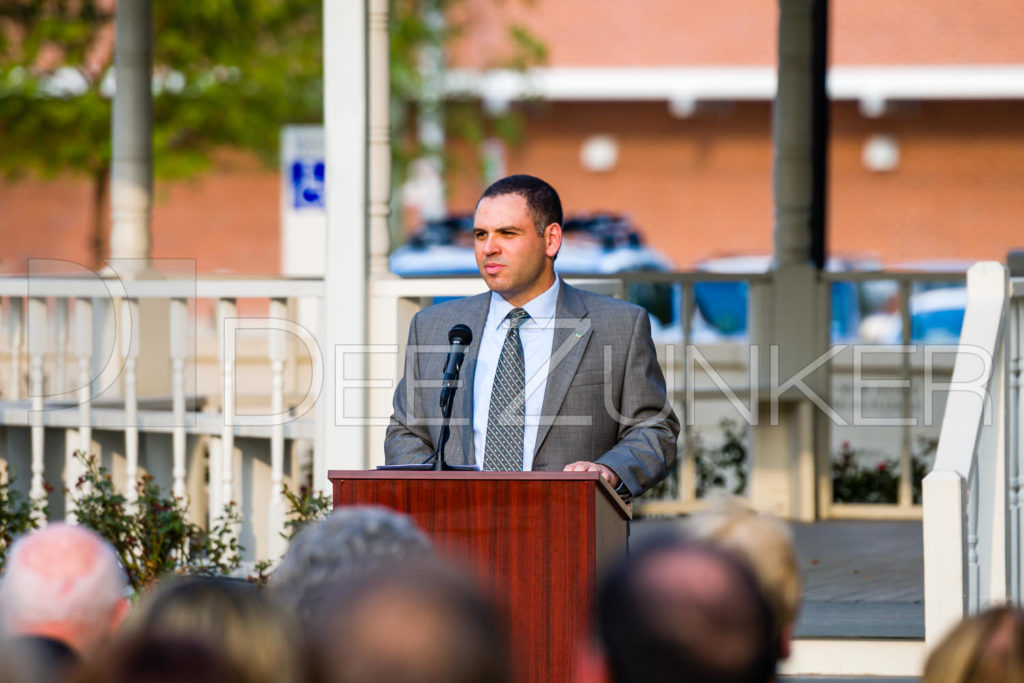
xmin=473 ymin=276 xmax=560 ymax=470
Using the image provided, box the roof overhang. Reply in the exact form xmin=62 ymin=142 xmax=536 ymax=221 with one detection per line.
xmin=445 ymin=65 xmax=1024 ymax=117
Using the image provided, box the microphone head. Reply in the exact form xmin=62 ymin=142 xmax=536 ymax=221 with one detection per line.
xmin=448 ymin=324 xmax=473 ymax=346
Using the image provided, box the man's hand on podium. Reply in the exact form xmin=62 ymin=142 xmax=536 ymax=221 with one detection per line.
xmin=563 ymin=461 xmax=620 ymax=488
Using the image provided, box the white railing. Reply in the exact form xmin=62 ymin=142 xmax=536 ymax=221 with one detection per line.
xmin=0 ymin=275 xmax=324 ymax=564
xmin=0 ymin=266 xmax=985 ymax=564
xmin=823 ymin=270 xmax=964 ymax=519
xmin=922 ymin=263 xmax=1024 ymax=647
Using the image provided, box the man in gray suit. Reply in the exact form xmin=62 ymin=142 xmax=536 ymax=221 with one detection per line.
xmin=385 ymin=175 xmax=679 ymax=499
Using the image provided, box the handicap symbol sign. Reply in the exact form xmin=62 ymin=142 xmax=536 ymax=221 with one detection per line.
xmin=290 ymin=159 xmax=325 ymax=209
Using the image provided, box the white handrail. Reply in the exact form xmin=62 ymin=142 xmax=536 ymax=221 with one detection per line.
xmin=923 ymin=262 xmax=1010 ymax=647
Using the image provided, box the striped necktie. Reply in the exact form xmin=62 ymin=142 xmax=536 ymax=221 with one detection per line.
xmin=482 ymin=308 xmax=530 ymax=471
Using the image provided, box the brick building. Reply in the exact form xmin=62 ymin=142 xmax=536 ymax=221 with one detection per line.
xmin=2 ymin=0 xmax=1022 ymax=273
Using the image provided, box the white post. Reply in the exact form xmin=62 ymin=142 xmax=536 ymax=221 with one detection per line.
xmin=1010 ymin=298 xmax=1023 ymax=602
xmin=7 ymin=297 xmax=23 ymax=400
xmin=898 ymin=280 xmax=914 ymax=508
xmin=108 ymin=0 xmax=152 ymax=270
xmin=170 ymin=297 xmax=188 ymax=501
xmin=121 ymin=298 xmax=140 ymax=510
xmin=27 ymin=297 xmax=47 ymax=509
xmin=923 ymin=470 xmax=968 ymax=647
xmin=321 ymin=0 xmax=370 ymax=486
xmin=71 ymin=297 xmax=94 ymax=514
xmin=217 ymin=298 xmax=238 ymax=518
xmin=368 ymin=0 xmax=392 ymax=278
xmin=269 ymin=297 xmax=288 ymax=560
xmin=53 ymin=298 xmax=68 ymax=395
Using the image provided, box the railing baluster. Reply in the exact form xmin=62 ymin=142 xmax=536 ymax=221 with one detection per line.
xmin=28 ymin=297 xmax=47 ymax=510
xmin=679 ymin=282 xmax=695 ymax=503
xmin=121 ymin=298 xmax=140 ymax=510
xmin=170 ymin=298 xmax=188 ymax=502
xmin=218 ymin=298 xmax=238 ymax=526
xmin=1008 ymin=297 xmax=1022 ymax=603
xmin=7 ymin=297 xmax=23 ymax=400
xmin=269 ymin=297 xmax=288 ymax=559
xmin=53 ymin=298 xmax=68 ymax=395
xmin=968 ymin=462 xmax=981 ymax=612
xmin=70 ymin=297 xmax=94 ymax=516
xmin=898 ymin=279 xmax=913 ymax=509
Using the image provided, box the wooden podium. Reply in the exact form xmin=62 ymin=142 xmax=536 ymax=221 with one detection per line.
xmin=327 ymin=470 xmax=631 ymax=683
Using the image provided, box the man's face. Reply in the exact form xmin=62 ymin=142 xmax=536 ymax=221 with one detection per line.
xmin=473 ymin=193 xmax=561 ymax=307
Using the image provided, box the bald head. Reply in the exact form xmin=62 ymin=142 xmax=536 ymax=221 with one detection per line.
xmin=0 ymin=523 xmax=127 ymax=654
xmin=596 ymin=536 xmax=777 ymax=683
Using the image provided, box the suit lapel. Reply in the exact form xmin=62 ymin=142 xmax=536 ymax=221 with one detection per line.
xmin=534 ymin=282 xmax=592 ymax=455
xmin=455 ymin=292 xmax=491 ymax=464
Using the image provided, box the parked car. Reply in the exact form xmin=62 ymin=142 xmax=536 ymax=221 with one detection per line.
xmin=692 ymin=255 xmax=869 ymax=342
xmin=390 ymin=213 xmax=681 ymax=339
xmin=856 ymin=261 xmax=971 ymax=344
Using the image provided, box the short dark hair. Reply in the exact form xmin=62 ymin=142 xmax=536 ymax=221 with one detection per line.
xmin=596 ymin=534 xmax=778 ymax=683
xmin=478 ymin=174 xmax=563 ymax=236
xmin=312 ymin=564 xmax=510 ymax=683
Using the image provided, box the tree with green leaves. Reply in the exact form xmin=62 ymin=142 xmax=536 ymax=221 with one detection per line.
xmin=0 ymin=0 xmax=543 ymax=267
xmin=0 ymin=0 xmax=322 ymax=267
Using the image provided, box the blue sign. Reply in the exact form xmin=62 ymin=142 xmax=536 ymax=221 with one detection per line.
xmin=290 ymin=159 xmax=325 ymax=209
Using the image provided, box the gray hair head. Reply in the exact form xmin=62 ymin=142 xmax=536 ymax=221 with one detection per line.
xmin=0 ymin=523 xmax=127 ymax=651
xmin=269 ymin=506 xmax=433 ymax=624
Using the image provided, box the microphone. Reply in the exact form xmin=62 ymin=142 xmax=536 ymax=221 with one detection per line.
xmin=440 ymin=324 xmax=473 ymax=406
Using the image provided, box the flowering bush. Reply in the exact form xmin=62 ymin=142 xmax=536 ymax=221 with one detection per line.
xmin=831 ymin=438 xmax=935 ymax=504
xmin=70 ymin=451 xmax=240 ymax=592
xmin=0 ymin=466 xmax=47 ymax=570
xmin=641 ymin=419 xmax=749 ymax=501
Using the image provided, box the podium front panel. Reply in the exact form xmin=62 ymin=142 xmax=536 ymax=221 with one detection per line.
xmin=329 ymin=471 xmax=628 ymax=683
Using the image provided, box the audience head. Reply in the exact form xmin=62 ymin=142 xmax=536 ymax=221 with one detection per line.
xmin=684 ymin=499 xmax=802 ymax=657
xmin=122 ymin=575 xmax=302 ymax=683
xmin=0 ymin=523 xmax=128 ymax=655
xmin=310 ymin=564 xmax=509 ymax=683
xmin=924 ymin=606 xmax=1024 ymax=683
xmin=270 ymin=505 xmax=433 ymax=625
xmin=594 ymin=534 xmax=778 ymax=683
xmin=71 ymin=635 xmax=247 ymax=683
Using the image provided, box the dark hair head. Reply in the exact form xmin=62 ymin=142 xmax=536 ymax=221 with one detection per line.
xmin=478 ymin=174 xmax=562 ymax=236
xmin=311 ymin=564 xmax=509 ymax=683
xmin=596 ymin=533 xmax=779 ymax=683
xmin=72 ymin=635 xmax=247 ymax=683
xmin=124 ymin=576 xmax=302 ymax=683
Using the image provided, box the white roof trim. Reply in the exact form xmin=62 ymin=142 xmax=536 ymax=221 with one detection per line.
xmin=445 ymin=65 xmax=1024 ymax=110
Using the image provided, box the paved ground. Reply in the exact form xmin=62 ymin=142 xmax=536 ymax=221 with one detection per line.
xmin=632 ymin=518 xmax=925 ymax=639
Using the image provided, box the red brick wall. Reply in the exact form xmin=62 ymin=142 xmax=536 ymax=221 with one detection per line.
xmin=2 ymin=100 xmax=1021 ymax=275
xmin=449 ymin=0 xmax=1024 ymax=68
xmin=0 ymin=156 xmax=280 ymax=275
xmin=447 ymin=99 xmax=1024 ymax=268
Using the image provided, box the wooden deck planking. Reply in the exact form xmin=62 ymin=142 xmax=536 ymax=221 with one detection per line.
xmin=633 ymin=518 xmax=925 ymax=639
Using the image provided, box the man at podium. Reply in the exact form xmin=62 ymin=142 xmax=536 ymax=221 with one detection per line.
xmin=385 ymin=175 xmax=680 ymax=500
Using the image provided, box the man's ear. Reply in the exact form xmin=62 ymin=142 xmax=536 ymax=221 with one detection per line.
xmin=545 ymin=222 xmax=562 ymax=258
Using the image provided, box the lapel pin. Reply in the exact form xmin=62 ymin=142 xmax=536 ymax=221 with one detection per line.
xmin=575 ymin=331 xmax=584 ymax=338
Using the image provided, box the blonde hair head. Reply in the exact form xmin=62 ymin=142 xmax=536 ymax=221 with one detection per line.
xmin=684 ymin=498 xmax=802 ymax=632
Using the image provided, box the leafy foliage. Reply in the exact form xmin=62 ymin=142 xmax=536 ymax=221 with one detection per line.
xmin=281 ymin=482 xmax=331 ymax=540
xmin=390 ymin=0 xmax=546 ymax=188
xmin=641 ymin=419 xmax=750 ymax=502
xmin=831 ymin=438 xmax=935 ymax=505
xmin=694 ymin=419 xmax=748 ymax=497
xmin=0 ymin=1 xmax=323 ymax=181
xmin=70 ymin=451 xmax=240 ymax=593
xmin=0 ymin=466 xmax=47 ymax=570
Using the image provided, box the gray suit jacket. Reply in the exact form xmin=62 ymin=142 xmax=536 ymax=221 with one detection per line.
xmin=384 ymin=281 xmax=680 ymax=497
